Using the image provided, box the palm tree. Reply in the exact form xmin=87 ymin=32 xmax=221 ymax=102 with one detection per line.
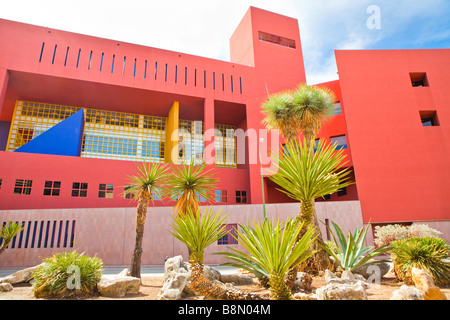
xmin=0 ymin=222 xmax=24 ymax=255
xmin=166 ymin=159 xmax=217 ymax=217
xmin=217 ymin=218 xmax=317 ymax=300
xmin=269 ymin=139 xmax=352 ymax=274
xmin=124 ymin=160 xmax=170 ymax=278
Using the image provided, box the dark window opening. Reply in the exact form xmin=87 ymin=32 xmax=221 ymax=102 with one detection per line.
xmin=98 ymin=183 xmax=113 ymax=198
xmin=218 ymin=224 xmax=238 ymax=245
xmin=14 ymin=179 xmax=32 ymax=195
xmin=337 ymin=186 xmax=347 ymax=197
xmin=43 ymin=181 xmax=61 ymax=196
xmin=259 ymin=31 xmax=296 ymax=49
xmin=410 ymin=72 xmax=429 ymax=87
xmin=72 ymin=182 xmax=88 ymax=197
xmin=420 ymin=110 xmax=439 ymax=127
xmin=236 ymin=190 xmax=247 ymax=204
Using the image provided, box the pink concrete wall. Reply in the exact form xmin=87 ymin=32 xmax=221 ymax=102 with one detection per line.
xmin=0 ymin=201 xmax=366 ymax=268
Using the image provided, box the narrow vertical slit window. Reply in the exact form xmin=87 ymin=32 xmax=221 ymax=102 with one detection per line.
xmin=111 ymin=54 xmax=115 ymax=73
xmin=213 ymin=72 xmax=216 ymax=90
xmin=231 ymin=75 xmax=234 ymax=93
xmin=144 ymin=60 xmax=147 ymax=78
xmin=39 ymin=42 xmax=45 ymax=62
xmin=88 ymin=50 xmax=93 ymax=70
xmin=185 ymin=67 xmax=188 ymax=85
xmin=222 ymin=74 xmax=225 ymax=91
xmin=76 ymin=49 xmax=81 ymax=68
xmin=175 ymin=65 xmax=178 ymax=83
xmin=64 ymin=46 xmax=69 ymax=66
xmin=195 ymin=69 xmax=197 ymax=87
xmin=204 ymin=70 xmax=207 ymax=88
xmin=165 ymin=63 xmax=168 ymax=82
xmin=100 ymin=52 xmax=104 ymax=71
xmin=155 ymin=62 xmax=158 ymax=80
xmin=52 ymin=44 xmax=57 ymax=64
xmin=133 ymin=58 xmax=137 ymax=77
xmin=240 ymin=77 xmax=243 ymax=94
xmin=122 ymin=56 xmax=126 ymax=75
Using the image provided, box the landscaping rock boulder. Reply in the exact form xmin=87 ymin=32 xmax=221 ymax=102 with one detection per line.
xmin=324 ymin=269 xmax=369 ymax=289
xmin=424 ymin=287 xmax=448 ymax=300
xmin=353 ymin=261 xmax=391 ymax=280
xmin=293 ymin=292 xmax=317 ymax=300
xmin=0 ymin=282 xmax=13 ymax=292
xmin=220 ymin=274 xmax=254 ymax=286
xmin=97 ymin=276 xmax=140 ymax=298
xmin=390 ymin=285 xmax=424 ymax=300
xmin=203 ymin=265 xmax=221 ymax=282
xmin=317 ymin=282 xmax=367 ymax=300
xmin=0 ymin=264 xmax=43 ymax=285
xmin=158 ymin=267 xmax=190 ymax=300
xmin=292 ymin=272 xmax=313 ymax=291
xmin=411 ymin=267 xmax=435 ymax=292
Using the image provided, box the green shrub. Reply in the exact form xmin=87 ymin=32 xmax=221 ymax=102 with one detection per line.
xmin=391 ymin=237 xmax=450 ymax=286
xmin=32 ymin=251 xmax=103 ymax=298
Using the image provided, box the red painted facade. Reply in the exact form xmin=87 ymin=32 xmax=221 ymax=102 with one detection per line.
xmin=0 ymin=7 xmax=448 ymax=230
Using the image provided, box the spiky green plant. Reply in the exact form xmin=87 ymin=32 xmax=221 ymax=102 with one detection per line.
xmin=269 ymin=138 xmax=352 ymax=274
xmin=170 ymin=206 xmax=228 ymax=267
xmin=32 ymin=251 xmax=102 ymax=298
xmin=391 ymin=237 xmax=450 ymax=285
xmin=166 ymin=159 xmax=217 ymax=217
xmin=124 ymin=160 xmax=170 ymax=278
xmin=216 ymin=218 xmax=317 ymax=300
xmin=0 ymin=222 xmax=24 ymax=255
xmin=320 ymin=221 xmax=391 ymax=272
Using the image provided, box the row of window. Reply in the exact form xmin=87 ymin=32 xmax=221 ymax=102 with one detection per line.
xmin=2 ymin=179 xmax=247 ymax=204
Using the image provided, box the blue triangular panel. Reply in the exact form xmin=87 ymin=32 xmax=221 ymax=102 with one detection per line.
xmin=15 ymin=109 xmax=85 ymax=157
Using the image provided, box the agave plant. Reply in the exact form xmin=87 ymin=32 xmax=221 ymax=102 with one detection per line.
xmin=320 ymin=221 xmax=391 ymax=272
xmin=0 ymin=222 xmax=24 ymax=255
xmin=216 ymin=218 xmax=317 ymax=300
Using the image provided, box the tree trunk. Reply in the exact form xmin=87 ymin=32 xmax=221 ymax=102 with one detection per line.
xmin=130 ymin=194 xmax=150 ymax=279
xmin=269 ymin=273 xmax=292 ymax=300
xmin=286 ymin=200 xmax=334 ymax=288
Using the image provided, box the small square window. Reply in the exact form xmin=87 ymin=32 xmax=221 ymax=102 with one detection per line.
xmin=98 ymin=183 xmax=113 ymax=198
xmin=14 ymin=179 xmax=32 ymax=195
xmin=420 ymin=110 xmax=439 ymax=127
xmin=332 ymin=102 xmax=342 ymax=115
xmin=72 ymin=182 xmax=88 ymax=197
xmin=218 ymin=224 xmax=238 ymax=245
xmin=236 ymin=190 xmax=247 ymax=204
xmin=43 ymin=181 xmax=61 ymax=196
xmin=124 ymin=186 xmax=136 ymax=199
xmin=337 ymin=186 xmax=347 ymax=197
xmin=410 ymin=72 xmax=429 ymax=87
xmin=323 ymin=194 xmax=331 ymax=200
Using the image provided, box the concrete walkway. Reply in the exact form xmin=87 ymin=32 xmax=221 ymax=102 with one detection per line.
xmin=0 ymin=265 xmax=240 ymax=278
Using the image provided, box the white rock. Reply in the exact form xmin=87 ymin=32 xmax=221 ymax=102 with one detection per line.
xmin=390 ymin=285 xmax=424 ymax=300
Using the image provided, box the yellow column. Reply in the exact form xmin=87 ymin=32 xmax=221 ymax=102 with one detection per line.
xmin=165 ymin=101 xmax=179 ymax=164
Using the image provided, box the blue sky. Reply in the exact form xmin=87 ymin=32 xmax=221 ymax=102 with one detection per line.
xmin=1 ymin=0 xmax=449 ymax=84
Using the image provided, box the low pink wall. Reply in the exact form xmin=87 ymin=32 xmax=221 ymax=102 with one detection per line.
xmin=0 ymin=201 xmax=366 ymax=268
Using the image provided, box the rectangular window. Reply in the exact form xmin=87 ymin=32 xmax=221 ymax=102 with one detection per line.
xmin=259 ymin=31 xmax=296 ymax=49
xmin=330 ymin=135 xmax=347 ymax=150
xmin=14 ymin=179 xmax=32 ymax=195
xmin=332 ymin=102 xmax=342 ymax=115
xmin=0 ymin=179 xmax=2 ymax=190
xmin=236 ymin=191 xmax=247 ymax=204
xmin=43 ymin=181 xmax=61 ymax=196
xmin=124 ymin=186 xmax=136 ymax=199
xmin=420 ymin=110 xmax=439 ymax=127
xmin=337 ymin=186 xmax=347 ymax=197
xmin=72 ymin=182 xmax=88 ymax=197
xmin=98 ymin=184 xmax=113 ymax=198
xmin=218 ymin=224 xmax=238 ymax=245
xmin=215 ymin=124 xmax=237 ymax=169
xmin=215 ymin=190 xmax=227 ymax=203
xmin=410 ymin=72 xmax=429 ymax=87
xmin=151 ymin=187 xmax=161 ymax=201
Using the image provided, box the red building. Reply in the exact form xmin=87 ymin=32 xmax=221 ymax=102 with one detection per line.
xmin=0 ymin=7 xmax=448 ymax=267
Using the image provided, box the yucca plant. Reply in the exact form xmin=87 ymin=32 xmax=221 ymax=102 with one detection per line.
xmin=320 ymin=221 xmax=391 ymax=272
xmin=216 ymin=218 xmax=317 ymax=300
xmin=390 ymin=237 xmax=450 ymax=286
xmin=124 ymin=160 xmax=170 ymax=278
xmin=166 ymin=159 xmax=217 ymax=217
xmin=170 ymin=206 xmax=228 ymax=268
xmin=32 ymin=251 xmax=102 ymax=298
xmin=0 ymin=222 xmax=24 ymax=255
xmin=269 ymin=138 xmax=352 ymax=274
